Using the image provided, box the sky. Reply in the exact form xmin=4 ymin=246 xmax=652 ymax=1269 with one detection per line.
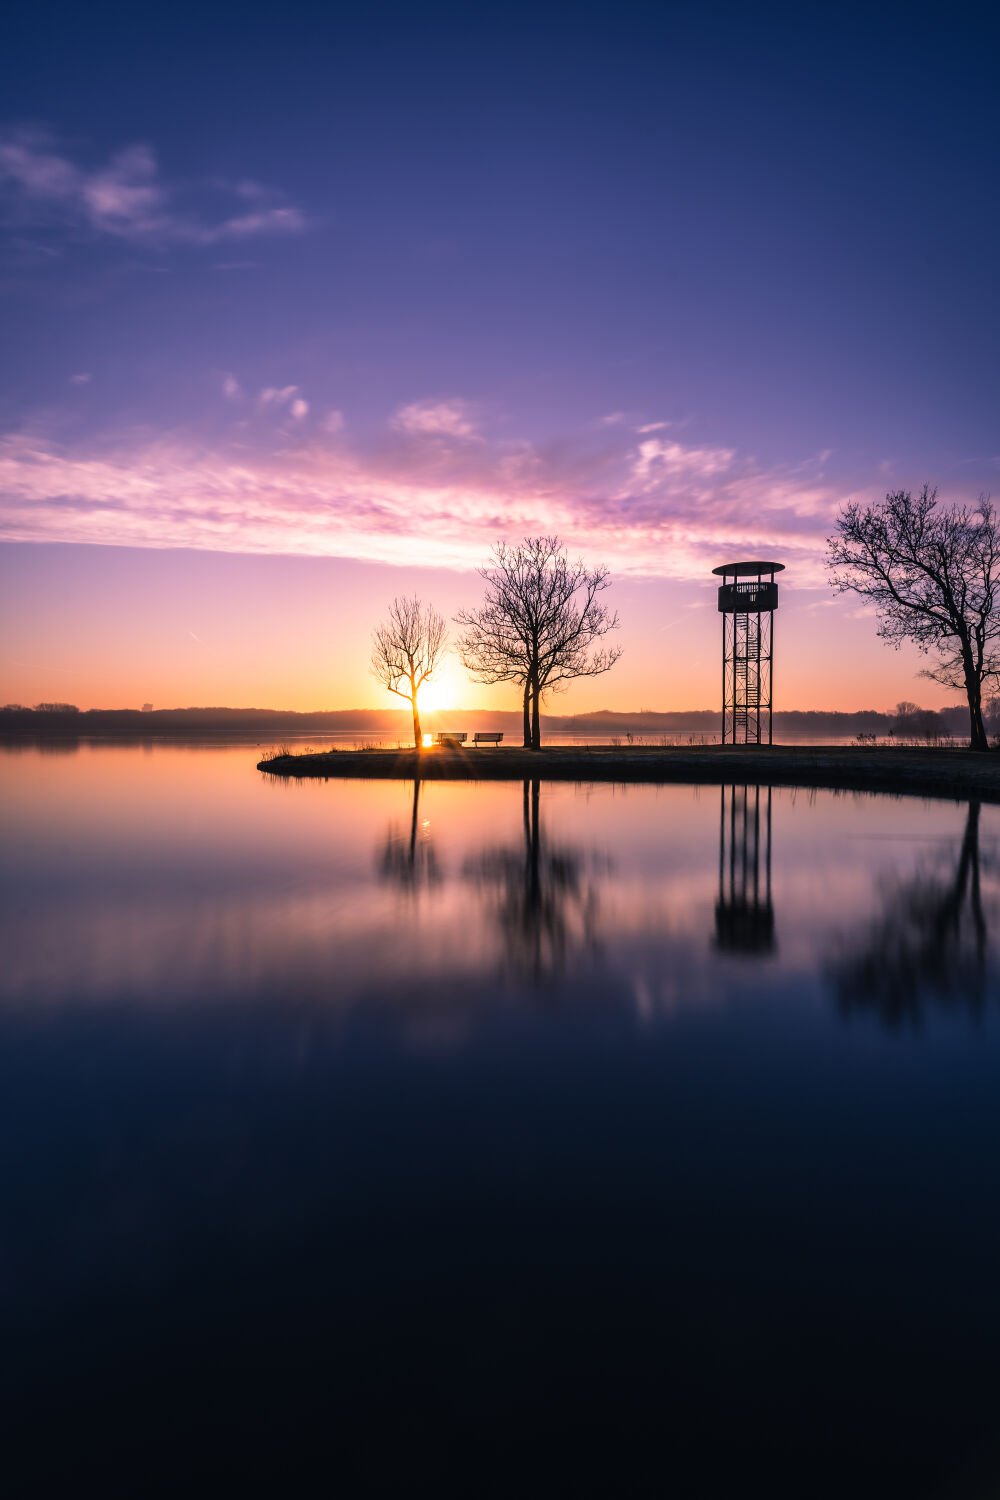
xmin=0 ymin=0 xmax=997 ymax=712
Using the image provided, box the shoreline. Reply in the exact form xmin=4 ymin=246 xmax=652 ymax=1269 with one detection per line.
xmin=257 ymin=743 xmax=1000 ymax=802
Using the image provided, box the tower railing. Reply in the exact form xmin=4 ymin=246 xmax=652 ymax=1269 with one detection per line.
xmin=717 ymin=580 xmax=778 ymax=612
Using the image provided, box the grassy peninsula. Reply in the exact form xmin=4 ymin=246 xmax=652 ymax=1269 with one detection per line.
xmin=258 ymin=743 xmax=1000 ymax=803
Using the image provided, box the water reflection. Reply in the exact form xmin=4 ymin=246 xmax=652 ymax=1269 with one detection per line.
xmin=831 ymin=799 xmax=992 ymax=1025
xmin=714 ymin=784 xmax=775 ymax=955
xmin=377 ymin=778 xmax=441 ymax=892
xmin=5 ymin=748 xmax=1000 ymax=1494
xmin=464 ymin=778 xmax=607 ymax=983
xmin=6 ymin=746 xmax=1000 ymax=1032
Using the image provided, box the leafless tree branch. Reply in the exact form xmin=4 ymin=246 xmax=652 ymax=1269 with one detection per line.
xmin=827 ymin=487 xmax=999 ymax=750
xmin=457 ymin=536 xmax=622 ymax=747
xmin=371 ymin=595 xmax=448 ymax=748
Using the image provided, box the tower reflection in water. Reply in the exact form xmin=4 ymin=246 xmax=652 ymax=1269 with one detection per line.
xmin=714 ymin=783 xmax=775 ymax=955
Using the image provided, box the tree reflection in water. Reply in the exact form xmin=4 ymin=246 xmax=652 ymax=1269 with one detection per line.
xmin=377 ymin=779 xmax=441 ymax=893
xmin=465 ymin=778 xmax=607 ymax=983
xmin=832 ymin=799 xmax=994 ymax=1026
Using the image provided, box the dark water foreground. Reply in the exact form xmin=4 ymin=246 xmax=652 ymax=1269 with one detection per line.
xmin=3 ymin=743 xmax=1000 ymax=1496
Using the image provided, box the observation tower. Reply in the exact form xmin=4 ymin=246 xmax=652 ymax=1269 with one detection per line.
xmin=713 ymin=560 xmax=784 ymax=745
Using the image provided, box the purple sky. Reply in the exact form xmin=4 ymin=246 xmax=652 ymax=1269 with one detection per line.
xmin=1 ymin=1 xmax=997 ymax=710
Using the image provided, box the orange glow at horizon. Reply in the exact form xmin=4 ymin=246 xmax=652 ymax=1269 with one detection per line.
xmin=0 ymin=543 xmax=968 ymax=716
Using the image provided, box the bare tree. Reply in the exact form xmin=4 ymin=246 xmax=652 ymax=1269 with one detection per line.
xmin=370 ymin=596 xmax=448 ymax=749
xmin=827 ymin=487 xmax=1000 ymax=751
xmin=456 ymin=536 xmax=622 ymax=748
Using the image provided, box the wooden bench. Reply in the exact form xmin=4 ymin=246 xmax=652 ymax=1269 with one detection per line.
xmin=473 ymin=732 xmax=503 ymax=747
xmin=433 ymin=731 xmax=467 ymax=746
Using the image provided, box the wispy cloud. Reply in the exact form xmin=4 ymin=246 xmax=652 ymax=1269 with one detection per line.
xmin=222 ymin=374 xmax=241 ymax=399
xmin=0 ymin=127 xmax=308 ymax=249
xmin=69 ymin=372 xmax=92 ymax=384
xmin=323 ymin=410 xmax=345 ymax=434
xmin=214 ymin=208 xmax=304 ymax=239
xmin=392 ymin=399 xmax=478 ymax=438
xmin=0 ymin=417 xmax=853 ymax=585
xmin=632 ymin=437 xmax=735 ymax=485
xmin=258 ymin=385 xmax=300 ymax=408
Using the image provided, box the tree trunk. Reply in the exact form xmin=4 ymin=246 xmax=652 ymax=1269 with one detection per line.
xmin=530 ymin=670 xmax=541 ymax=750
xmin=522 ymin=681 xmax=532 ymax=748
xmin=965 ymin=668 xmax=989 ymax=751
xmin=411 ymin=682 xmax=422 ymax=750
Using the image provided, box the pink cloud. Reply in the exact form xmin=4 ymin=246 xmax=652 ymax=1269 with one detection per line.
xmin=632 ymin=437 xmax=735 ymax=485
xmin=258 ymin=385 xmax=300 ymax=408
xmin=213 ymin=207 xmax=306 ymax=239
xmin=392 ymin=400 xmax=478 ymax=438
xmin=0 ymin=134 xmax=79 ymax=200
xmin=80 ymin=145 xmax=164 ymax=235
xmin=0 ymin=127 xmax=308 ymax=248
xmin=0 ymin=422 xmax=848 ymax=585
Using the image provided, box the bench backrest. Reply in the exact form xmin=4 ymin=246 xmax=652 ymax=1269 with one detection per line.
xmin=473 ymin=732 xmax=503 ymax=743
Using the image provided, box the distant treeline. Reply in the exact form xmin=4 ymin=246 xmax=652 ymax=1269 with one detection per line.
xmin=547 ymin=707 xmax=978 ymax=735
xmin=0 ymin=703 xmax=975 ymax=738
xmin=0 ymin=706 xmax=426 ymax=739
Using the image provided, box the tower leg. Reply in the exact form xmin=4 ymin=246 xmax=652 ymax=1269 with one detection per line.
xmin=721 ymin=612 xmax=727 ymax=744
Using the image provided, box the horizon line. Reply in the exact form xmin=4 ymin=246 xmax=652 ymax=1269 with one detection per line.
xmin=3 ymin=702 xmax=963 ymax=718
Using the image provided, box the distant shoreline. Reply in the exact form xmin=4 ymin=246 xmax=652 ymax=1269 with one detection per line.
xmin=257 ymin=743 xmax=1000 ymax=803
xmin=0 ymin=704 xmax=972 ymax=740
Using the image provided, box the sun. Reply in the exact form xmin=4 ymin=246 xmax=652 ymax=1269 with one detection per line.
xmin=418 ymin=681 xmax=445 ymax=713
xmin=417 ymin=663 xmax=466 ymax=714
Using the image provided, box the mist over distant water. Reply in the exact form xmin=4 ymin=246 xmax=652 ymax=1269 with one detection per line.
xmin=0 ymin=704 xmax=973 ymax=742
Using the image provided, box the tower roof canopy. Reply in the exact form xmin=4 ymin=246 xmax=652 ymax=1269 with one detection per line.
xmin=712 ymin=560 xmax=785 ymax=577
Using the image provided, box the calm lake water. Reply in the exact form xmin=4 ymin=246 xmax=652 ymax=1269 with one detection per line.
xmin=3 ymin=743 xmax=1000 ymax=1495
